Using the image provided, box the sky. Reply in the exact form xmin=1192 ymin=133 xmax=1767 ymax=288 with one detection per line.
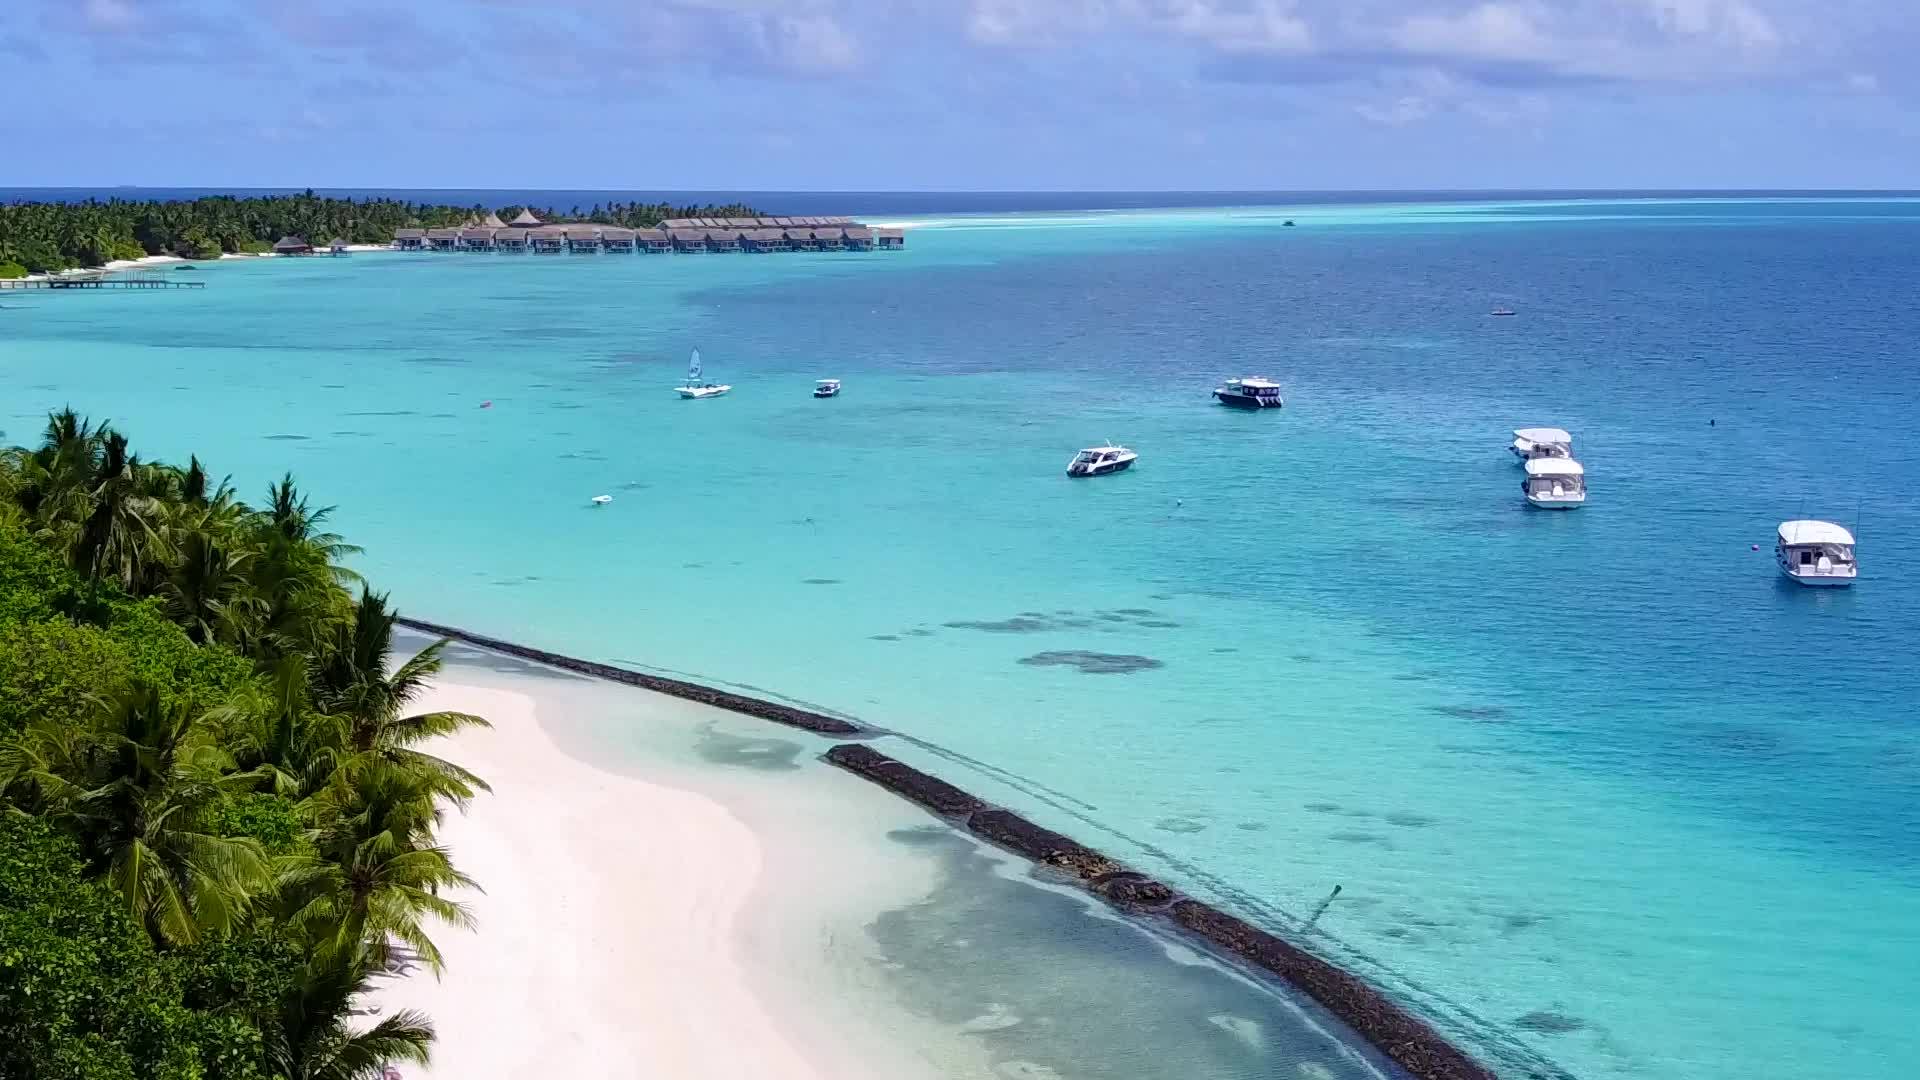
xmin=2 ymin=0 xmax=1915 ymax=190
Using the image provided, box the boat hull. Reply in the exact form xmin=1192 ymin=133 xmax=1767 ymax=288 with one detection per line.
xmin=813 ymin=389 xmax=839 ymax=398
xmin=1525 ymin=494 xmax=1585 ymax=509
xmin=1778 ymin=566 xmax=1856 ymax=587
xmin=676 ymin=386 xmax=731 ymax=399
xmin=1068 ymin=459 xmax=1135 ymax=478
xmin=1213 ymin=391 xmax=1283 ymax=409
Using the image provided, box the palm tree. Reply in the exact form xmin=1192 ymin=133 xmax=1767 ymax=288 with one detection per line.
xmin=264 ymin=949 xmax=434 ymax=1080
xmin=311 ymin=589 xmax=489 ymax=804
xmin=220 ymin=655 xmax=330 ymax=800
xmin=164 ymin=528 xmax=259 ymax=645
xmin=30 ymin=683 xmax=273 ymax=944
xmin=241 ymin=475 xmax=359 ymax=661
xmin=282 ymin=764 xmax=476 ymax=975
xmin=5 ymin=409 xmax=100 ymax=534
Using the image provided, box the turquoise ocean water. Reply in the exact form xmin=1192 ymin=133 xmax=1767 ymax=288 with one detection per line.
xmin=3 ymin=197 xmax=1916 ymax=1080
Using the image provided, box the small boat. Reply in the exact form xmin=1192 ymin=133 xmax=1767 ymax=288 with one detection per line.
xmin=1067 ymin=444 xmax=1137 ymax=477
xmin=591 ymin=494 xmax=612 ymax=506
xmin=1521 ymin=458 xmax=1586 ymax=509
xmin=1213 ymin=377 xmax=1285 ymax=409
xmin=1511 ymin=427 xmax=1573 ymax=463
xmin=675 ymin=348 xmax=731 ymax=399
xmin=1282 ymin=220 xmax=1296 ymax=227
xmin=1490 ymin=308 xmax=1516 ymax=317
xmin=1775 ymin=520 xmax=1857 ymax=586
xmin=813 ymin=378 xmax=841 ymax=398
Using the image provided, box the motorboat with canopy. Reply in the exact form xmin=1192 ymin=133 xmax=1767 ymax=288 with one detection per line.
xmin=1511 ymin=427 xmax=1573 ymax=463
xmin=1213 ymin=377 xmax=1285 ymax=409
xmin=1775 ymin=520 xmax=1857 ymax=586
xmin=1522 ymin=457 xmax=1586 ymax=508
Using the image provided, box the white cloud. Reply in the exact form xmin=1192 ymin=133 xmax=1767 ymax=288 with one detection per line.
xmin=1388 ymin=3 xmax=1560 ymax=65
xmin=1355 ymin=93 xmax=1435 ymax=124
xmin=966 ymin=0 xmax=1310 ymax=53
xmin=82 ymin=0 xmax=139 ymax=32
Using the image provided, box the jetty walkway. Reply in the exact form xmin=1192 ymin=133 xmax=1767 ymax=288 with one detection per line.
xmin=0 ymin=270 xmax=204 ymax=290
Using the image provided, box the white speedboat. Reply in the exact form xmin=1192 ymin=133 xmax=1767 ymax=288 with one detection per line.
xmin=813 ymin=378 xmax=841 ymax=398
xmin=1511 ymin=427 xmax=1573 ymax=463
xmin=1776 ymin=520 xmax=1857 ymax=586
xmin=1522 ymin=458 xmax=1586 ymax=509
xmin=675 ymin=347 xmax=731 ymax=399
xmin=1067 ymin=445 xmax=1137 ymax=477
xmin=1213 ymin=377 xmax=1284 ymax=409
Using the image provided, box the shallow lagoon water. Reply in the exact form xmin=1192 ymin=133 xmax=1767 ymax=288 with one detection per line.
xmin=5 ymin=197 xmax=1918 ymax=1079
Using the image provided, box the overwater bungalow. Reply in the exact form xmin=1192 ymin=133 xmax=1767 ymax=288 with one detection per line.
xmin=601 ymin=227 xmax=636 ymax=253
xmin=784 ymin=228 xmax=819 ymax=251
xmin=326 ymin=236 xmax=350 ymax=257
xmin=707 ymin=229 xmax=744 ymax=253
xmin=528 ymin=226 xmax=567 ymax=254
xmin=742 ymin=228 xmax=789 ymax=252
xmin=273 ymin=235 xmax=314 ymax=256
xmin=842 ymin=226 xmax=875 ymax=251
xmin=460 ymin=228 xmax=496 ymax=252
xmin=813 ymin=228 xmax=844 ymax=251
xmin=876 ymin=227 xmax=905 ymax=250
xmin=668 ymin=228 xmax=708 ymax=253
xmin=637 ymin=228 xmax=671 ymax=253
xmin=426 ymin=228 xmax=460 ymax=252
xmin=565 ymin=229 xmax=602 ymax=254
xmin=494 ymin=229 xmax=528 ymax=253
xmin=393 ymin=228 xmax=426 ymax=251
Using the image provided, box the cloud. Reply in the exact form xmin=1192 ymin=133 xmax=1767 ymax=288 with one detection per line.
xmin=966 ymin=0 xmax=1311 ymax=53
xmin=82 ymin=0 xmax=139 ymax=32
xmin=962 ymin=0 xmax=1822 ymax=88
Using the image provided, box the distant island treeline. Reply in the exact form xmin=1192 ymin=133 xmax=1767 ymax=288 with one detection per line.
xmin=0 ymin=190 xmax=762 ymax=276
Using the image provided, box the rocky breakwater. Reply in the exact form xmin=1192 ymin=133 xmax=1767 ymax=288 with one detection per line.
xmin=824 ymin=743 xmax=1497 ymax=1080
xmin=397 ymin=617 xmax=861 ymax=735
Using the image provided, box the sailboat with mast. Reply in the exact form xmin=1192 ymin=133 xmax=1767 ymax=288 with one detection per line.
xmin=674 ymin=347 xmax=731 ymax=399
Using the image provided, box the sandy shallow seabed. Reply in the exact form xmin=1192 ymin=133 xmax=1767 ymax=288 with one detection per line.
xmin=368 ymin=635 xmax=1402 ymax=1080
xmin=366 ymin=675 xmax=980 ymax=1080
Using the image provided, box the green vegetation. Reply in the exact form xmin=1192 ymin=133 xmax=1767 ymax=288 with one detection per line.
xmin=0 ymin=191 xmax=765 ymax=273
xmin=0 ymin=410 xmax=483 ymax=1079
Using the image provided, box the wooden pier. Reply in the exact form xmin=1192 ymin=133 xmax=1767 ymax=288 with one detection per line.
xmin=0 ymin=270 xmax=205 ymax=290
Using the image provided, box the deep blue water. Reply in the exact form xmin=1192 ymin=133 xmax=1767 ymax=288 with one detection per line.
xmin=5 ymin=186 xmax=1918 ymax=216
xmin=1 ymin=196 xmax=1916 ymax=1080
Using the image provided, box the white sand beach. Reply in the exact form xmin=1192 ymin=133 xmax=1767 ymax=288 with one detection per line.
xmin=102 ymin=253 xmax=186 ymax=271
xmin=368 ymin=675 xmax=970 ymax=1080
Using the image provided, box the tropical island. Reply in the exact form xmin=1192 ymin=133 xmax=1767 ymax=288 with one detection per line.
xmin=0 ymin=411 xmax=484 ymax=1079
xmin=0 ymin=192 xmax=763 ymax=276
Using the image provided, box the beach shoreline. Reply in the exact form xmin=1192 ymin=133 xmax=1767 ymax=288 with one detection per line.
xmin=394 ymin=617 xmax=1500 ymax=1080
xmin=367 ymin=675 xmax=967 ymax=1080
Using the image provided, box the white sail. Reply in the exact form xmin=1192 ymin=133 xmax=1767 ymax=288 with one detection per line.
xmin=688 ymin=348 xmax=703 ymax=384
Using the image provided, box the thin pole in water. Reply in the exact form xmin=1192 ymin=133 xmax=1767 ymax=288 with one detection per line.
xmin=1304 ymin=884 xmax=1342 ymax=929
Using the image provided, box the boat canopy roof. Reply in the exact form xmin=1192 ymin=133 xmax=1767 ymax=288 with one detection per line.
xmin=1077 ymin=445 xmax=1130 ymax=454
xmin=1514 ymin=427 xmax=1572 ymax=444
xmin=1523 ymin=458 xmax=1585 ymax=477
xmin=1777 ymin=520 xmax=1854 ymax=546
xmin=1229 ymin=377 xmax=1282 ymax=389
xmin=816 ymin=378 xmax=840 ymax=385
